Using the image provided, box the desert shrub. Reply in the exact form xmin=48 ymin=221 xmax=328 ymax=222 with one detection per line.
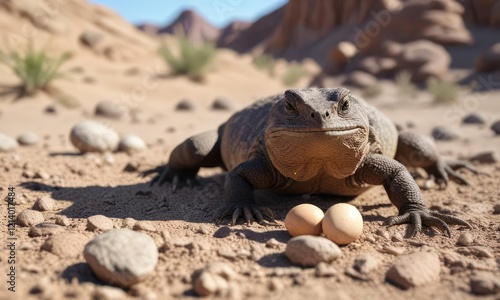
xmin=282 ymin=64 xmax=308 ymax=86
xmin=362 ymin=84 xmax=383 ymax=98
xmin=427 ymin=78 xmax=460 ymax=104
xmin=158 ymin=35 xmax=216 ymax=82
xmin=0 ymin=44 xmax=70 ymax=96
xmin=252 ymin=54 xmax=276 ymax=76
xmin=395 ymin=71 xmax=417 ymax=98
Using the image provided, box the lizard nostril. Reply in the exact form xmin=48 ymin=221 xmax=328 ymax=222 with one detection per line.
xmin=311 ymin=113 xmax=315 ymax=118
xmin=325 ymin=111 xmax=330 ymax=117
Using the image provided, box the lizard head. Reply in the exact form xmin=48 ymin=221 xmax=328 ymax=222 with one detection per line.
xmin=264 ymin=88 xmax=371 ymax=181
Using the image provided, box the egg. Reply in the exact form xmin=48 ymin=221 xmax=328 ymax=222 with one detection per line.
xmin=322 ymin=203 xmax=363 ymax=245
xmin=285 ymin=204 xmax=324 ymax=237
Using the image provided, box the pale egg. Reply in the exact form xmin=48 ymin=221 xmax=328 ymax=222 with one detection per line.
xmin=322 ymin=203 xmax=363 ymax=245
xmin=285 ymin=204 xmax=324 ymax=237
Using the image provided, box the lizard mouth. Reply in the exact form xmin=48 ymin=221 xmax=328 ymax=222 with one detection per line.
xmin=269 ymin=126 xmax=363 ymax=137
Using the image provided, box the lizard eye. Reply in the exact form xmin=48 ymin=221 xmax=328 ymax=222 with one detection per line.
xmin=285 ymin=100 xmax=298 ymax=116
xmin=341 ymin=98 xmax=350 ymax=112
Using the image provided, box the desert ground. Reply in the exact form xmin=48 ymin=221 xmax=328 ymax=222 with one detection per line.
xmin=0 ymin=0 xmax=499 ymax=299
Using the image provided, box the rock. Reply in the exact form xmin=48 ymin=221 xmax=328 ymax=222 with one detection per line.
xmin=0 ymin=133 xmax=18 ymax=152
xmin=468 ymin=152 xmax=497 ymax=164
xmin=315 ymin=262 xmax=337 ymax=277
xmin=379 ymin=245 xmax=405 ymax=256
xmin=84 ymin=229 xmax=158 ymax=287
xmin=475 ymin=43 xmax=500 ymax=72
xmin=103 ymin=152 xmax=115 ymax=165
xmin=432 ymin=126 xmax=460 ymax=141
xmin=93 ymin=286 xmax=128 ymax=300
xmin=123 ymin=162 xmax=140 ymax=172
xmin=265 ymin=238 xmax=282 ymax=249
xmin=494 ymin=204 xmax=500 ymax=214
xmin=211 ymin=97 xmax=234 ymax=111
xmin=392 ymin=232 xmax=404 ymax=242
xmin=470 ymin=273 xmax=500 ymax=295
xmin=192 ymin=262 xmax=237 ymax=297
xmin=28 ymin=222 xmax=64 ymax=237
xmin=375 ymin=228 xmax=390 ymax=240
xmin=32 ymin=196 xmax=56 ymax=211
xmin=17 ymin=132 xmax=40 ymax=146
xmin=175 ymin=99 xmax=195 ymax=111
xmin=45 ymin=105 xmax=57 ymax=114
xmin=457 ymin=232 xmax=474 ymax=246
xmin=356 ymin=56 xmax=396 ymax=76
xmin=491 ymin=120 xmax=500 ymax=135
xmin=70 ymin=120 xmax=119 ymax=153
xmin=55 ymin=215 xmax=71 ymax=227
xmin=457 ymin=246 xmax=494 ymax=258
xmin=87 ymin=215 xmax=114 ymax=231
xmin=344 ymin=71 xmax=377 ymax=88
xmin=353 ymin=254 xmax=379 ymax=274
xmin=462 ymin=112 xmax=488 ymax=125
xmin=33 ymin=170 xmax=50 ymax=180
xmin=395 ymin=40 xmax=451 ymax=83
xmin=41 ymin=233 xmax=89 ymax=258
xmin=285 ymin=235 xmax=342 ymax=267
xmin=122 ymin=218 xmax=136 ymax=228
xmin=17 ymin=209 xmax=44 ymax=227
xmin=118 ymin=135 xmax=146 ymax=153
xmin=80 ymin=30 xmax=105 ymax=49
xmin=329 ymin=41 xmax=357 ymax=68
xmin=133 ymin=221 xmax=156 ymax=232
xmin=95 ymin=100 xmax=128 ymax=119
xmin=386 ymin=251 xmax=440 ymax=289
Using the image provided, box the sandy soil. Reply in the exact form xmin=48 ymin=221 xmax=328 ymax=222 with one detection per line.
xmin=0 ymin=47 xmax=499 ymax=300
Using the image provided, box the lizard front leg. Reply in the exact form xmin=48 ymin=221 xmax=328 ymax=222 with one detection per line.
xmin=215 ymin=158 xmax=281 ymax=226
xmin=354 ymin=153 xmax=472 ymax=237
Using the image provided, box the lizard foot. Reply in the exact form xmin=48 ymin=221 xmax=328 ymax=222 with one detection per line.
xmin=140 ymin=165 xmax=199 ymax=191
xmin=425 ymin=159 xmax=484 ymax=188
xmin=384 ymin=209 xmax=472 ymax=238
xmin=214 ymin=203 xmax=278 ymax=226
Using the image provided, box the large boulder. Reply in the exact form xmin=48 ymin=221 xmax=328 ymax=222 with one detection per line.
xmin=395 ymin=40 xmax=451 ymax=83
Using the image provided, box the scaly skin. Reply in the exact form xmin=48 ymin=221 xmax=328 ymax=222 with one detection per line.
xmin=143 ymin=88 xmax=477 ymax=237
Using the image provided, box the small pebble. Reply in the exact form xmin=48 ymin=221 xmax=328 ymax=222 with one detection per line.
xmin=493 ymin=204 xmax=500 ymax=214
xmin=265 ymin=238 xmax=282 ymax=249
xmin=386 ymin=251 xmax=440 ymax=289
xmin=17 ymin=132 xmax=40 ymax=146
xmin=87 ymin=215 xmax=114 ymax=231
xmin=315 ymin=262 xmax=337 ymax=277
xmin=391 ymin=232 xmax=404 ymax=242
xmin=41 ymin=233 xmax=89 ymax=258
xmin=17 ymin=209 xmax=44 ymax=227
xmin=93 ymin=286 xmax=127 ymax=300
xmin=84 ymin=229 xmax=158 ymax=287
xmin=457 ymin=232 xmax=474 ymax=246
xmin=95 ymin=100 xmax=128 ymax=119
xmin=431 ymin=126 xmax=459 ymax=141
xmin=285 ymin=235 xmax=342 ymax=267
xmin=122 ymin=218 xmax=136 ymax=228
xmin=103 ymin=152 xmax=115 ymax=165
xmin=133 ymin=221 xmax=156 ymax=232
xmin=32 ymin=196 xmax=56 ymax=211
xmin=375 ymin=228 xmax=390 ymax=240
xmin=468 ymin=151 xmax=497 ymax=164
xmin=175 ymin=99 xmax=195 ymax=111
xmin=353 ymin=254 xmax=379 ymax=274
xmin=55 ymin=215 xmax=71 ymax=226
xmin=0 ymin=133 xmax=18 ymax=152
xmin=192 ymin=262 xmax=237 ymax=297
xmin=470 ymin=273 xmax=500 ymax=295
xmin=33 ymin=170 xmax=50 ymax=180
xmin=462 ymin=112 xmax=487 ymax=125
xmin=70 ymin=120 xmax=119 ymax=153
xmin=211 ymin=97 xmax=234 ymax=111
xmin=118 ymin=135 xmax=146 ymax=153
xmin=28 ymin=222 xmax=64 ymax=237
xmin=491 ymin=120 xmax=500 ymax=135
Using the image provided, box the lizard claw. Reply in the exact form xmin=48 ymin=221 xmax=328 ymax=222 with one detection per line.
xmin=426 ymin=159 xmax=483 ymax=188
xmin=141 ymin=164 xmax=199 ymax=191
xmin=384 ymin=208 xmax=472 ymax=238
xmin=214 ymin=203 xmax=277 ymax=226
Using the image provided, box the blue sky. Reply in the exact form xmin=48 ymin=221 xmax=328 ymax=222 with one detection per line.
xmin=89 ymin=1 xmax=287 ymax=27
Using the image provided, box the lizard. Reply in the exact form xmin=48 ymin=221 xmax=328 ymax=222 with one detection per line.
xmin=142 ymin=88 xmax=479 ymax=237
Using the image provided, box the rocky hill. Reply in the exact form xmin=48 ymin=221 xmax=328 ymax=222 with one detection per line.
xmin=157 ymin=9 xmax=220 ymax=43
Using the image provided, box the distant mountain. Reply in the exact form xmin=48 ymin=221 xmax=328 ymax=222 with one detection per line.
xmin=158 ymin=9 xmax=220 ymax=43
xmin=217 ymin=21 xmax=252 ymax=47
xmin=136 ymin=23 xmax=160 ymax=35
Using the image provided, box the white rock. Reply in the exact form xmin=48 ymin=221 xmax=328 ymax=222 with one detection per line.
xmin=118 ymin=135 xmax=146 ymax=153
xmin=285 ymin=235 xmax=342 ymax=267
xmin=84 ymin=229 xmax=158 ymax=287
xmin=70 ymin=120 xmax=119 ymax=153
xmin=17 ymin=131 xmax=40 ymax=146
xmin=0 ymin=133 xmax=18 ymax=152
xmin=17 ymin=209 xmax=44 ymax=227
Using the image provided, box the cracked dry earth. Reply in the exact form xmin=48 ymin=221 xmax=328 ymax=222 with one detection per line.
xmin=0 ymin=109 xmax=499 ymax=300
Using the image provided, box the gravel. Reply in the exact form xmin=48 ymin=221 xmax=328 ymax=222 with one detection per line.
xmin=175 ymin=99 xmax=195 ymax=111
xmin=457 ymin=232 xmax=474 ymax=246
